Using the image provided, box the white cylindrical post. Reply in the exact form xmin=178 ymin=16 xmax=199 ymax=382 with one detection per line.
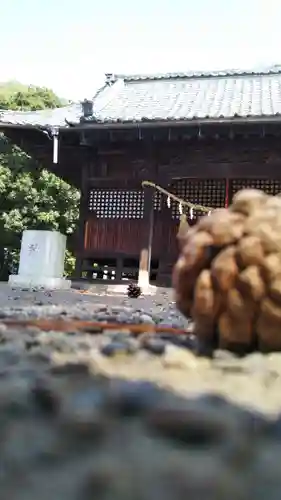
xmin=52 ymin=127 xmax=59 ymax=164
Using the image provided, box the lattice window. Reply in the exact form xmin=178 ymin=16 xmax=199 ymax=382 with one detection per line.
xmin=153 ymin=191 xmax=162 ymax=211
xmin=88 ymin=189 xmax=144 ymax=218
xmin=230 ymin=179 xmax=281 ymax=199
xmin=171 ymin=179 xmax=226 ymax=219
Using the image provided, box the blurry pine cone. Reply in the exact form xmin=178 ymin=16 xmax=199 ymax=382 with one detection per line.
xmin=127 ymin=282 xmax=142 ymax=298
xmin=173 ymin=189 xmax=281 ymax=353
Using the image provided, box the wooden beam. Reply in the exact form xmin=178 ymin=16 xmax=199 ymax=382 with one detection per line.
xmin=158 ymin=162 xmax=281 ymax=180
xmin=86 ymin=177 xmax=142 ymax=189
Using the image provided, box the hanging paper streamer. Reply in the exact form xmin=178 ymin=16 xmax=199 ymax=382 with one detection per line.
xmin=52 ymin=127 xmax=59 ymax=164
xmin=167 ymin=196 xmax=171 ymax=208
xmin=208 ymin=211 xmax=211 ymax=216
xmin=177 ymin=214 xmax=189 ymax=243
xmin=189 ymin=206 xmax=194 ymax=220
xmin=179 ymin=202 xmax=183 ymax=215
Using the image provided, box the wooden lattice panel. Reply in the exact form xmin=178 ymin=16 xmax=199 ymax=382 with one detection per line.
xmin=171 ymin=179 xmax=226 ymax=219
xmin=153 ymin=191 xmax=162 ymax=211
xmin=230 ymin=179 xmax=281 ymax=200
xmin=88 ymin=189 xmax=144 ymax=219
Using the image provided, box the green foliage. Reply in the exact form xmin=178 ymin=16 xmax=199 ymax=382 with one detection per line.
xmin=0 ymin=136 xmax=80 ymax=244
xmin=0 ymin=83 xmax=79 ymax=278
xmin=64 ymin=250 xmax=76 ymax=277
xmin=0 ymin=81 xmax=69 ymax=110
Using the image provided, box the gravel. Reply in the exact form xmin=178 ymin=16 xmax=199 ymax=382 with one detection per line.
xmin=1 ymin=345 xmax=281 ymax=499
xmin=1 ymin=283 xmax=281 ymax=498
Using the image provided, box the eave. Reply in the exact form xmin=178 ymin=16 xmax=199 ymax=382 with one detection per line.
xmin=2 ymin=114 xmax=281 ymax=134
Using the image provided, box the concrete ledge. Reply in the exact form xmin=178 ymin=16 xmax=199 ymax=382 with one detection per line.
xmin=8 ymin=275 xmax=71 ymax=290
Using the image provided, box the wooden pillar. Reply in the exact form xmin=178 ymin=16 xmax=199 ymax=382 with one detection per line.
xmin=115 ymin=257 xmax=123 ymax=283
xmin=73 ymin=161 xmax=89 ymax=279
xmin=225 ymin=178 xmax=230 ymax=208
xmin=157 ymin=180 xmax=174 ymax=286
xmin=138 ymin=186 xmax=154 ymax=289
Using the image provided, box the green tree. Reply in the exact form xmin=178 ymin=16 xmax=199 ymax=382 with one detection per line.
xmin=0 ymin=83 xmax=79 ymax=278
xmin=0 ymin=82 xmax=69 ymax=110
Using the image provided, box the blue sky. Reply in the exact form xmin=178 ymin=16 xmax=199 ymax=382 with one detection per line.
xmin=0 ymin=0 xmax=280 ymax=100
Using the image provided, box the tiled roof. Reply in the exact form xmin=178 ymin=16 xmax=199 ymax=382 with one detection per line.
xmin=2 ymin=67 xmax=281 ymax=128
xmin=0 ymin=103 xmax=81 ymax=128
xmin=88 ymin=67 xmax=281 ymax=124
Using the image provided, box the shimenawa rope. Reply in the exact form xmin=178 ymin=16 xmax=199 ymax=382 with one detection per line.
xmin=142 ymin=180 xmax=213 ymax=213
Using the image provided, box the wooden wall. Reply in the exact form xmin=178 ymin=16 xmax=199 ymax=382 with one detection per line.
xmin=78 ymin=136 xmax=281 ymax=263
xmin=84 ymin=217 xmax=164 ymax=257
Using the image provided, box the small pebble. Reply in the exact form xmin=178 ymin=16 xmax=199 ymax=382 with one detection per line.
xmin=100 ymin=341 xmax=135 ymax=357
xmin=59 ymin=386 xmax=107 ymax=440
xmin=142 ymin=337 xmax=166 ymax=355
xmin=25 ymin=339 xmax=40 ymax=350
xmin=105 ymin=380 xmax=162 ymax=416
xmin=107 ymin=330 xmax=132 ymax=342
xmin=159 ymin=333 xmax=198 ymax=351
xmin=145 ymin=406 xmax=229 ymax=446
xmin=162 ymin=344 xmax=208 ymax=369
xmin=50 ymin=362 xmax=90 ymax=375
xmin=0 ymin=348 xmax=21 ymax=367
xmin=139 ymin=314 xmax=155 ymax=324
xmin=31 ymin=379 xmax=59 ymax=415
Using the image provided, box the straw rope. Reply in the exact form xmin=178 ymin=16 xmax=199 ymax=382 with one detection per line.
xmin=142 ymin=180 xmax=214 ymax=213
